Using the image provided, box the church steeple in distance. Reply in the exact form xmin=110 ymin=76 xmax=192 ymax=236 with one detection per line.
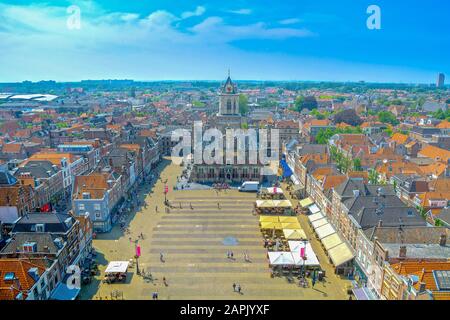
xmin=218 ymin=71 xmax=239 ymax=116
xmin=222 ymin=70 xmax=237 ymax=94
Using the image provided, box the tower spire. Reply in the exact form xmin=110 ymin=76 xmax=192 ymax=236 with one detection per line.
xmin=228 ymin=68 xmax=230 ymax=77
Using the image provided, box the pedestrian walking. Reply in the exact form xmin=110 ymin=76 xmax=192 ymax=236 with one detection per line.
xmin=163 ymin=277 xmax=168 ymax=286
xmin=230 ymin=251 xmax=234 ymax=259
xmin=179 ymin=203 xmax=182 ymax=209
xmin=217 ymin=202 xmax=220 ymax=209
xmin=226 ymin=250 xmax=230 ymax=259
xmin=155 ymin=206 xmax=158 ymax=213
xmin=312 ymin=278 xmax=316 ymax=287
xmin=190 ymin=203 xmax=193 ymax=210
xmin=237 ymin=284 xmax=241 ymax=294
xmin=160 ymin=252 xmax=164 ymax=262
xmin=232 ymin=283 xmax=236 ymax=292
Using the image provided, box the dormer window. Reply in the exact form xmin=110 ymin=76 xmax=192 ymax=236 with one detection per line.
xmin=35 ymin=224 xmax=45 ymax=232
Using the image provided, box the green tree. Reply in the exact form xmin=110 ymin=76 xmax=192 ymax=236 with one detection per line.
xmin=315 ymin=128 xmax=336 ymax=144
xmin=294 ymin=95 xmax=318 ymax=112
xmin=239 ymin=94 xmax=249 ymax=115
xmin=378 ymin=111 xmax=399 ymax=125
xmin=353 ymin=158 xmax=362 ymax=171
xmin=333 ymin=109 xmax=363 ymax=126
xmin=368 ymin=169 xmax=380 ymax=184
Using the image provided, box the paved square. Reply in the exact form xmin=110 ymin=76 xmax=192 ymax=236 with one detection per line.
xmin=80 ymin=159 xmax=350 ymax=300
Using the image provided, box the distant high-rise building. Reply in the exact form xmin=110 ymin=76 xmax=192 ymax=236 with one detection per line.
xmin=437 ymin=73 xmax=445 ymax=88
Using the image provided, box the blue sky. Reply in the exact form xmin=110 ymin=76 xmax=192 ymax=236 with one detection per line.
xmin=0 ymin=0 xmax=449 ymax=83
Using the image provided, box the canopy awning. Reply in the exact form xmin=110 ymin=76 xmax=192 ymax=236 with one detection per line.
xmin=321 ymin=233 xmax=343 ymax=251
xmin=278 ymin=216 xmax=299 ymax=223
xmin=265 ymin=187 xmax=284 ymax=195
xmin=281 ymin=222 xmax=302 ymax=229
xmin=308 ymin=204 xmax=321 ymax=214
xmin=289 ymin=242 xmax=320 ymax=266
xmin=268 ymin=251 xmax=295 ymax=266
xmin=105 ymin=261 xmax=129 ymax=273
xmin=353 ymin=287 xmax=370 ymax=300
xmin=50 ymin=282 xmax=80 ymax=300
xmin=299 ymin=197 xmax=314 ymax=208
xmin=256 ymin=199 xmax=292 ymax=208
xmin=308 ymin=212 xmax=325 ymax=223
xmin=283 ymin=228 xmax=307 ymax=240
xmin=315 ymin=223 xmax=336 ymax=239
xmin=259 ymin=216 xmax=279 ymax=223
xmin=260 ymin=221 xmax=282 ymax=230
xmin=312 ymin=217 xmax=328 ymax=230
xmin=290 ymin=175 xmax=300 ymax=186
xmin=328 ymin=242 xmax=354 ymax=267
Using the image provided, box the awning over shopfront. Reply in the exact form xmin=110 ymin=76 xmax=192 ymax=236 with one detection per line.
xmin=352 ymin=287 xmax=370 ymax=300
xmin=290 ymin=174 xmax=300 ymax=186
xmin=321 ymin=233 xmax=343 ymax=251
xmin=312 ymin=218 xmax=328 ymax=230
xmin=283 ymin=228 xmax=307 ymax=240
xmin=328 ymin=242 xmax=354 ymax=267
xmin=299 ymin=197 xmax=314 ymax=208
xmin=308 ymin=212 xmax=325 ymax=223
xmin=280 ymin=158 xmax=293 ymax=178
xmin=50 ymin=282 xmax=80 ymax=300
xmin=268 ymin=252 xmax=295 ymax=266
xmin=308 ymin=204 xmax=321 ymax=214
xmin=315 ymin=223 xmax=336 ymax=239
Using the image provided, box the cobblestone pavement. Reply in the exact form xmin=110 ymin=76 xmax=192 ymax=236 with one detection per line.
xmin=80 ymin=158 xmax=350 ymax=300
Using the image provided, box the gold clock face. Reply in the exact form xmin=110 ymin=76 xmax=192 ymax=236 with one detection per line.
xmin=227 ymin=85 xmax=232 ymax=92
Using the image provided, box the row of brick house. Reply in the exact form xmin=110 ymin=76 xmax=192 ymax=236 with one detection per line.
xmin=0 ymin=211 xmax=93 ymax=300
xmin=72 ymin=134 xmax=160 ymax=233
xmin=285 ymin=130 xmax=449 ymax=299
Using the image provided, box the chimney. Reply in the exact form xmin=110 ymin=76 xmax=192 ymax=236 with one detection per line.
xmin=439 ymin=233 xmax=447 ymax=247
xmin=399 ymin=245 xmax=407 ymax=258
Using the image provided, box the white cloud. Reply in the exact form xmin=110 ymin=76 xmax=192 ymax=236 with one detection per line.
xmin=190 ymin=17 xmax=314 ymax=42
xmin=279 ymin=18 xmax=301 ymax=25
xmin=181 ymin=6 xmax=206 ymax=19
xmin=228 ymin=9 xmax=252 ymax=15
xmin=0 ymin=3 xmax=316 ymax=81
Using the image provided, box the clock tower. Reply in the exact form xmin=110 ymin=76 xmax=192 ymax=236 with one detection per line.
xmin=218 ymin=72 xmax=239 ymax=116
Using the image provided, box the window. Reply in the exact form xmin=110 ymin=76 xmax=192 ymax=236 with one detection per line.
xmin=94 ymin=204 xmax=101 ymax=211
xmin=78 ymin=204 xmax=85 ymax=211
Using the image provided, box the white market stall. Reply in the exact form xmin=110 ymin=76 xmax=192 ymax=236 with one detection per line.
xmin=268 ymin=252 xmax=295 ymax=266
xmin=103 ymin=261 xmax=130 ymax=284
xmin=288 ymin=241 xmax=320 ymax=266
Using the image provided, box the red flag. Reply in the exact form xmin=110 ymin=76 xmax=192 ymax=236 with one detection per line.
xmin=164 ymin=185 xmax=168 ymax=194
xmin=300 ymin=245 xmax=305 ymax=258
xmin=136 ymin=245 xmax=141 ymax=257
